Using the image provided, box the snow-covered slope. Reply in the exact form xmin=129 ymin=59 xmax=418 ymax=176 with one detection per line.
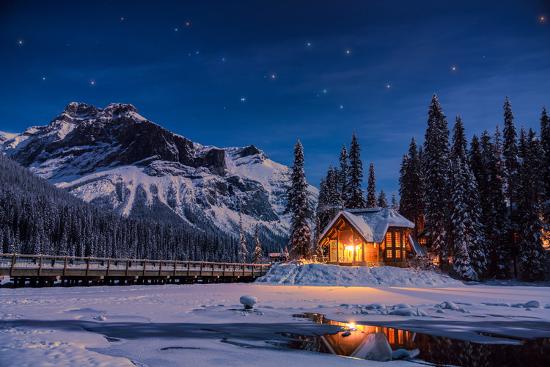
xmin=257 ymin=263 xmax=463 ymax=287
xmin=1 ymin=102 xmax=317 ymax=246
xmin=0 ymin=130 xmax=18 ymax=144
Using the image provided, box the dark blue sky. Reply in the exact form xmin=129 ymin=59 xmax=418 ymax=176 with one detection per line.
xmin=1 ymin=0 xmax=550 ymax=195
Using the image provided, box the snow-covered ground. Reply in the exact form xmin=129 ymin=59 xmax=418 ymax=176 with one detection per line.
xmin=258 ymin=263 xmax=462 ymax=287
xmin=2 ymin=280 xmax=550 ymax=367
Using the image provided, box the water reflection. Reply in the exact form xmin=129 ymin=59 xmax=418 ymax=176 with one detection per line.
xmin=288 ymin=313 xmax=550 ymax=366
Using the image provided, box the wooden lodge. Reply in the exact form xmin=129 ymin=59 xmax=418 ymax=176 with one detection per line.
xmin=318 ymin=208 xmax=424 ymax=267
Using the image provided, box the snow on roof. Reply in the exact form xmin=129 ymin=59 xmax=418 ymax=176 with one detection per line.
xmin=408 ymin=234 xmax=427 ymax=256
xmin=319 ymin=207 xmax=414 ymax=243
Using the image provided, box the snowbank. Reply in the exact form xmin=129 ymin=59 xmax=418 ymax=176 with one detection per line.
xmin=257 ymin=263 xmax=463 ymax=287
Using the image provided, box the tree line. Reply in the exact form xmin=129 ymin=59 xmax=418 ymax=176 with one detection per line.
xmin=399 ymin=96 xmax=549 ymax=281
xmin=0 ymin=154 xmax=252 ymax=262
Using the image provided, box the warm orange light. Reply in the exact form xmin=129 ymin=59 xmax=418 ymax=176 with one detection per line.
xmin=344 ymin=245 xmax=360 ymax=252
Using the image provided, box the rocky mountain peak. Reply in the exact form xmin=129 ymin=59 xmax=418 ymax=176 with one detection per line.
xmin=63 ymin=102 xmax=99 ymax=117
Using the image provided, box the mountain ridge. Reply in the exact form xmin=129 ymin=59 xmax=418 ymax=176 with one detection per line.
xmin=1 ymin=102 xmax=318 ymax=249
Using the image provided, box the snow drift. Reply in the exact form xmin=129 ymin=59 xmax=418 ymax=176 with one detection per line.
xmin=257 ymin=263 xmax=463 ymax=287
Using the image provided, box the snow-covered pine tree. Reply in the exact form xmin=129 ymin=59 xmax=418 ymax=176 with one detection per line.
xmin=315 ymin=167 xmax=341 ymax=234
xmin=377 ymin=190 xmax=388 ymax=208
xmin=367 ymin=163 xmax=377 ymax=207
xmin=326 ymin=167 xmax=342 ymax=216
xmin=399 ymin=138 xmax=424 ymax=236
xmin=391 ymin=194 xmax=398 ymax=210
xmin=423 ymin=95 xmax=451 ymax=265
xmin=478 ymin=129 xmax=511 ymax=277
xmin=517 ymin=129 xmax=546 ymax=281
xmin=540 ymin=108 xmax=550 ymax=235
xmin=253 ymin=225 xmax=263 ymax=263
xmin=346 ymin=133 xmax=366 ymax=208
xmin=287 ymin=140 xmax=312 ymax=259
xmin=502 ymin=97 xmax=520 ymax=271
xmin=238 ymin=210 xmax=248 ymax=263
xmin=315 ymin=176 xmax=329 ymax=235
xmin=339 ymin=146 xmax=349 ymax=206
xmin=449 ymin=116 xmax=485 ymax=280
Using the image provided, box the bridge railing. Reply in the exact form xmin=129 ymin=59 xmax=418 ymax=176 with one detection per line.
xmin=0 ymin=253 xmax=271 ymax=278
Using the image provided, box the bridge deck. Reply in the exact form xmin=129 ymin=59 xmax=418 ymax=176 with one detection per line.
xmin=0 ymin=254 xmax=271 ymax=287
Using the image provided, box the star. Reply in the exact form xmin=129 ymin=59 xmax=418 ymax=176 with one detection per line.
xmin=195 ymin=50 xmax=200 ymax=55
xmin=185 ymin=20 xmax=191 ymax=27
xmin=345 ymin=49 xmax=352 ymax=55
xmin=41 ymin=76 xmax=46 ymax=81
xmin=174 ymin=27 xmax=179 ymax=32
xmin=539 ymin=15 xmax=546 ymax=24
xmin=270 ymin=73 xmax=277 ymax=80
xmin=89 ymin=79 xmax=96 ymax=86
xmin=322 ymin=88 xmax=328 ymax=94
xmin=385 ymin=83 xmax=391 ymax=89
xmin=306 ymin=41 xmax=312 ymax=47
xmin=240 ymin=96 xmax=247 ymax=103
xmin=339 ymin=104 xmax=344 ymax=110
xmin=451 ymin=65 xmax=458 ymax=72
xmin=120 ymin=16 xmax=125 ymax=22
xmin=17 ymin=39 xmax=24 ymax=46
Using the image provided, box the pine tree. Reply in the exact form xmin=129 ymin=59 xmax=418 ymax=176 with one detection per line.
xmin=502 ymin=97 xmax=520 ymax=273
xmin=423 ymin=95 xmax=451 ymax=264
xmin=540 ymin=108 xmax=550 ymax=234
xmin=315 ymin=167 xmax=341 ymax=233
xmin=477 ymin=128 xmax=510 ymax=277
xmin=517 ymin=129 xmax=546 ymax=280
xmin=391 ymin=194 xmax=398 ymax=210
xmin=399 ymin=138 xmax=424 ymax=236
xmin=253 ymin=225 xmax=263 ymax=263
xmin=315 ymin=177 xmax=329 ymax=240
xmin=338 ymin=146 xmax=349 ymax=206
xmin=346 ymin=133 xmax=366 ymax=208
xmin=377 ymin=190 xmax=388 ymax=208
xmin=367 ymin=163 xmax=377 ymax=207
xmin=449 ymin=116 xmax=485 ymax=280
xmin=238 ymin=210 xmax=248 ymax=263
xmin=287 ymin=140 xmax=312 ymax=259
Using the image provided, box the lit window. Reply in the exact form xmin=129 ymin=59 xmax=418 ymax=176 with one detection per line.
xmin=386 ymin=249 xmax=393 ymax=258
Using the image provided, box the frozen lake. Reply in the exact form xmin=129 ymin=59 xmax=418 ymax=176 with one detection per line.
xmin=2 ymin=283 xmax=550 ymax=366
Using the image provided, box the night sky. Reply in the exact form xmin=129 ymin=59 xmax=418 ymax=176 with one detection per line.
xmin=1 ymin=0 xmax=550 ymax=195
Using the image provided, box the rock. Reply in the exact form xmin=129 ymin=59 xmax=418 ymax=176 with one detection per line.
xmin=438 ymin=301 xmax=464 ymax=311
xmin=239 ymin=295 xmax=257 ymax=310
xmin=524 ymin=300 xmax=540 ymax=308
xmin=351 ymin=332 xmax=392 ymax=361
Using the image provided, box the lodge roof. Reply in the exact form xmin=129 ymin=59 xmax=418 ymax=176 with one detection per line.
xmin=319 ymin=207 xmax=415 ymax=243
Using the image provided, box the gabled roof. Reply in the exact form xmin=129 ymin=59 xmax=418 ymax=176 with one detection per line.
xmin=319 ymin=207 xmax=415 ymax=243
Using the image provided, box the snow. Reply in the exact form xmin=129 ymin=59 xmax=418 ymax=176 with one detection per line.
xmin=239 ymin=295 xmax=257 ymax=309
xmin=257 ymin=263 xmax=463 ymax=287
xmin=2 ymin=282 xmax=550 ymax=366
xmin=351 ymin=332 xmax=392 ymax=361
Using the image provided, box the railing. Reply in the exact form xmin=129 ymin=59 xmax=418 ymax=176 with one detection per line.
xmin=0 ymin=253 xmax=271 ymax=279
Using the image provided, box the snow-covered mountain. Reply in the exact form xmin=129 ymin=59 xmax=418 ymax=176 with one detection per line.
xmin=1 ymin=102 xmax=317 ymax=246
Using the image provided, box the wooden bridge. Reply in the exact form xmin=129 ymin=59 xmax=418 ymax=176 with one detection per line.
xmin=0 ymin=253 xmax=271 ymax=287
